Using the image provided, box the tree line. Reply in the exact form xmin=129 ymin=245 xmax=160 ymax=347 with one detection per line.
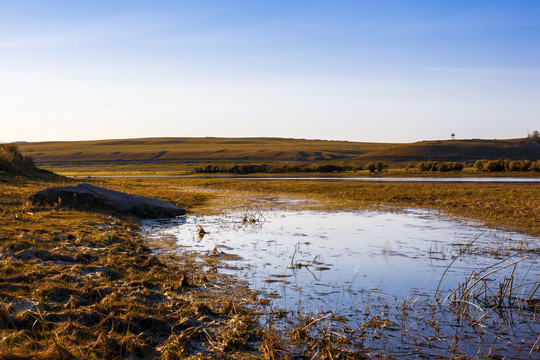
xmin=193 ymin=159 xmax=540 ymax=174
xmin=474 ymin=159 xmax=540 ymax=172
xmin=192 ymin=162 xmax=390 ymax=174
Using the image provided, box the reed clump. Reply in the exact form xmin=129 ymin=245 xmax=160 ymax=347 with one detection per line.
xmin=0 ymin=143 xmax=61 ymax=182
xmin=0 ymin=142 xmax=34 ymax=176
xmin=0 ymin=143 xmax=34 ymax=166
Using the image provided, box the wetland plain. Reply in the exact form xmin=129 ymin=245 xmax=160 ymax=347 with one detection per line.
xmin=1 ymin=173 xmax=539 ymax=358
xmin=114 ymin=176 xmax=540 ymax=357
xmin=142 ymin=188 xmax=540 ymax=358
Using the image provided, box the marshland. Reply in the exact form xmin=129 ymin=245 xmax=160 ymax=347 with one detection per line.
xmin=2 ymin=142 xmax=540 ymax=359
xmin=4 ymin=1 xmax=540 ymax=357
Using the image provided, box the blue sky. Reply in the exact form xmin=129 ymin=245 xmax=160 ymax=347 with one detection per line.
xmin=1 ymin=0 xmax=539 ymax=143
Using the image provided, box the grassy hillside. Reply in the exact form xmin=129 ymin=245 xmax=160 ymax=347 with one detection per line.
xmin=0 ymin=143 xmax=62 ymax=182
xmin=363 ymin=138 xmax=540 ymax=162
xmin=19 ymin=137 xmax=395 ymax=164
xmin=16 ymin=137 xmax=540 ymax=175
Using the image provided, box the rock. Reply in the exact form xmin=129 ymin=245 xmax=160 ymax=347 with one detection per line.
xmin=10 ymin=299 xmax=43 ymax=313
xmin=28 ymin=183 xmax=185 ymax=218
xmin=15 ymin=248 xmax=52 ymax=261
xmin=18 ymin=233 xmax=34 ymax=240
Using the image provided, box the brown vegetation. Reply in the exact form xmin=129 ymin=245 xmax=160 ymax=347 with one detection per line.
xmin=365 ymin=138 xmax=540 ymax=161
xmin=1 ymin=170 xmax=539 ymax=358
xmin=119 ymin=177 xmax=538 ymax=237
xmin=18 ymin=137 xmax=394 ymax=164
xmin=1 ymin=143 xmax=60 ymax=182
xmin=474 ymin=159 xmax=540 ymax=172
xmin=1 ymin=179 xmax=379 ymax=358
xmin=17 ymin=137 xmax=540 ymax=176
xmin=416 ymin=161 xmax=464 ymax=172
xmin=0 ymin=182 xmax=263 ymax=359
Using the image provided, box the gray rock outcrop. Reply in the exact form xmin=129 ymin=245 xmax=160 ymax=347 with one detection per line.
xmin=29 ymin=183 xmax=185 ymax=218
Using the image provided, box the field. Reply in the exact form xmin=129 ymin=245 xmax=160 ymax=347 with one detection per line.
xmin=17 ymin=137 xmax=540 ymax=175
xmin=365 ymin=138 xmax=540 ymax=161
xmin=2 ymin=144 xmax=540 ymax=358
xmin=18 ymin=137 xmax=394 ymax=165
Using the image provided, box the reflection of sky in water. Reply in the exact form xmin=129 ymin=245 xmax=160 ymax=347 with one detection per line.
xmin=144 ymin=210 xmax=540 ymax=315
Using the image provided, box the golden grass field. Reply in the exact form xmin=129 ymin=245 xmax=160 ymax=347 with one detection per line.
xmin=18 ymin=137 xmax=540 ymax=174
xmin=18 ymin=137 xmax=395 ymax=163
xmin=1 ymin=176 xmax=539 ymax=358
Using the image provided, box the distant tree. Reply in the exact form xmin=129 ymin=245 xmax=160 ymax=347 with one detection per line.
xmin=417 ymin=162 xmax=430 ymax=171
xmin=474 ymin=160 xmax=486 ymax=171
xmin=528 ymin=130 xmax=540 ymax=142
xmin=375 ymin=162 xmax=387 ymax=172
xmin=417 ymin=161 xmax=463 ymax=172
xmin=364 ymin=163 xmax=377 ymax=173
xmin=314 ymin=164 xmax=344 ymax=173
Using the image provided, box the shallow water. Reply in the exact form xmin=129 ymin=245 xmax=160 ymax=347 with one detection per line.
xmin=85 ymin=175 xmax=540 ymax=182
xmin=144 ymin=209 xmax=540 ymax=356
xmin=145 ymin=210 xmax=539 ymax=311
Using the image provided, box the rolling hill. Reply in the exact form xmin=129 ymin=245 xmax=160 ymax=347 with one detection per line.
xmin=16 ymin=137 xmax=540 ymax=174
xmin=362 ymin=139 xmax=540 ymax=162
xmin=18 ymin=137 xmax=396 ymax=164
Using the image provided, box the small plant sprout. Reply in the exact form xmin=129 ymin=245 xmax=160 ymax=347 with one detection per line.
xmin=197 ymin=225 xmax=208 ymax=239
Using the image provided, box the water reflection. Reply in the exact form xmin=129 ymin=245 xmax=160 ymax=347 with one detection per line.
xmin=81 ymin=175 xmax=540 ymax=182
xmin=144 ymin=209 xmax=540 ymax=316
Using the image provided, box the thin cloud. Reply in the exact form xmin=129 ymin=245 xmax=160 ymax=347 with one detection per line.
xmin=0 ymin=12 xmax=164 ymax=49
xmin=428 ymin=66 xmax=540 ymax=77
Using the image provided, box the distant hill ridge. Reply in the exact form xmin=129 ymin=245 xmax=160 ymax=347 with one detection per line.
xmin=18 ymin=137 xmax=395 ymax=164
xmin=17 ymin=137 xmax=540 ymax=166
xmin=364 ymin=139 xmax=540 ymax=162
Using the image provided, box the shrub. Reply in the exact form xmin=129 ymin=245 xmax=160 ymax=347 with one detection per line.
xmin=364 ymin=163 xmax=377 ymax=173
xmin=0 ymin=143 xmax=34 ymax=172
xmin=313 ymin=164 xmax=344 ymax=173
xmin=0 ymin=143 xmax=34 ymax=167
xmin=474 ymin=160 xmax=486 ymax=171
xmin=527 ymin=130 xmax=540 ymax=142
xmin=193 ymin=163 xmax=350 ymax=174
xmin=508 ymin=160 xmax=531 ymax=172
xmin=417 ymin=161 xmax=463 ymax=172
xmin=473 ymin=159 xmax=535 ymax=172
xmin=375 ymin=162 xmax=387 ymax=172
xmin=484 ymin=159 xmax=507 ymax=172
xmin=1 ymin=143 xmax=22 ymax=162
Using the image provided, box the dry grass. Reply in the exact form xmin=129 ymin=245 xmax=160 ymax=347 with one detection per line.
xmin=0 ymin=181 xmax=263 ymax=359
xmin=1 ymin=143 xmax=61 ymax=183
xmin=93 ymin=177 xmax=540 ymax=237
xmin=2 ymin=175 xmax=539 ymax=358
xmin=1 ymin=179 xmax=373 ymax=358
xmin=18 ymin=137 xmax=540 ymax=172
xmin=365 ymin=138 xmax=540 ymax=161
xmin=18 ymin=137 xmax=395 ymax=164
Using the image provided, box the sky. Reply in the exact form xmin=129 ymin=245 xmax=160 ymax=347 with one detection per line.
xmin=1 ymin=0 xmax=539 ymax=143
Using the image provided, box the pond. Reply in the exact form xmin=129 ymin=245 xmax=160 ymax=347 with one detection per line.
xmin=144 ymin=209 xmax=540 ymax=357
